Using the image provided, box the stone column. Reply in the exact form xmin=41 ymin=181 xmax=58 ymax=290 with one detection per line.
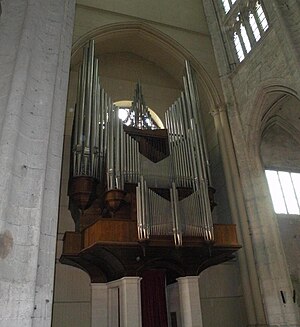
xmin=119 ymin=277 xmax=142 ymax=327
xmin=177 ymin=276 xmax=203 ymax=327
xmin=91 ymin=283 xmax=108 ymax=327
xmin=0 ymin=1 xmax=75 ymax=326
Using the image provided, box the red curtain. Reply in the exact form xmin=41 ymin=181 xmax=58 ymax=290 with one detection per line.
xmin=141 ymin=270 xmax=169 ymax=327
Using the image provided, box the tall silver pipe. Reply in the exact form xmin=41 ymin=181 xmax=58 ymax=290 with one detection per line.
xmin=77 ymin=47 xmax=88 ymax=175
xmin=192 ymin=74 xmax=212 ymax=184
xmin=135 ymin=141 xmax=139 ymax=183
xmin=74 ymin=66 xmax=82 ymax=148
xmin=168 ymin=107 xmax=177 ymax=180
xmin=187 ymin=129 xmax=199 ymax=191
xmin=136 ymin=183 xmax=142 ymax=240
xmin=144 ymin=179 xmax=150 ymax=239
xmin=187 ymin=71 xmax=207 ymax=183
xmin=183 ymin=76 xmax=193 ymax=123
xmin=132 ymin=138 xmax=136 ymax=183
xmin=180 ymin=92 xmax=189 ymax=137
xmin=190 ymin=119 xmax=205 ymax=181
xmin=185 ymin=61 xmax=197 ymax=121
xmin=140 ymin=176 xmax=146 ymax=239
xmin=115 ymin=108 xmax=120 ymax=189
xmin=179 ymin=94 xmax=193 ymax=186
xmin=91 ymin=59 xmax=98 ymax=151
xmin=185 ymin=61 xmax=211 ymax=185
xmin=174 ymin=102 xmax=186 ymax=186
xmin=91 ymin=59 xmax=98 ymax=177
xmin=109 ymin=101 xmax=115 ymax=188
xmin=78 ymin=47 xmax=88 ymax=146
xmin=102 ymin=90 xmax=107 ymax=155
xmin=94 ymin=81 xmax=100 ymax=178
xmin=125 ymin=134 xmax=129 ymax=182
xmin=106 ymin=107 xmax=111 ymax=188
xmin=122 ymin=131 xmax=126 ymax=180
xmin=171 ymin=183 xmax=182 ymax=246
xmin=176 ymin=98 xmax=187 ymax=176
xmin=84 ymin=40 xmax=94 ymax=150
xmin=107 ymin=101 xmax=114 ymax=189
xmin=137 ymin=144 xmax=140 ymax=179
xmin=165 ymin=109 xmax=170 ymax=131
xmin=126 ymin=134 xmax=131 ymax=182
xmin=133 ymin=138 xmax=137 ymax=183
xmin=120 ymin=128 xmax=124 ymax=190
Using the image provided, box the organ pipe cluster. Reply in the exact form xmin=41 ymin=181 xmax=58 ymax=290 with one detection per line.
xmin=71 ymin=40 xmax=108 ymax=181
xmin=70 ymin=40 xmax=141 ymax=190
xmin=136 ymin=61 xmax=213 ymax=245
xmin=71 ymin=39 xmax=214 ymax=246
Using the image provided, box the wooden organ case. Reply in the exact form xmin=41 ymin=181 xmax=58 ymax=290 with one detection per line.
xmin=60 ymin=40 xmax=240 ymax=289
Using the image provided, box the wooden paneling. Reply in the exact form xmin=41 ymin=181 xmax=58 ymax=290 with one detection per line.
xmin=83 ymin=219 xmax=138 ymax=248
xmin=213 ymin=224 xmax=239 ymax=247
xmin=62 ymin=232 xmax=82 ymax=254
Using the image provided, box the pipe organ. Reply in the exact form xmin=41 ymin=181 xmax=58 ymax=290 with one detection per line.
xmin=69 ymin=40 xmax=214 ymax=244
xmin=62 ymin=40 xmax=240 ymax=286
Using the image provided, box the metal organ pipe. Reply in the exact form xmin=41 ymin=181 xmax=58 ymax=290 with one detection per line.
xmin=84 ymin=40 xmax=94 ymax=154
xmin=73 ymin=66 xmax=81 ymax=154
xmin=115 ymin=108 xmax=120 ymax=189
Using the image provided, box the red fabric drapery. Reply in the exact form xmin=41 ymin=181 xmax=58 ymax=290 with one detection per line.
xmin=141 ymin=270 xmax=169 ymax=327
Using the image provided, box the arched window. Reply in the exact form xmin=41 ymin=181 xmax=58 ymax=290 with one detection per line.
xmin=114 ymin=100 xmax=164 ymax=129
xmin=266 ymin=170 xmax=300 ymax=215
xmin=220 ymin=0 xmax=269 ymax=63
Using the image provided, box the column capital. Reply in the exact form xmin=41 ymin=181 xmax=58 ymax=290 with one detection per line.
xmin=177 ymin=276 xmax=199 ymax=283
xmin=90 ymin=282 xmax=108 ymax=290
xmin=210 ymin=103 xmax=227 ymax=117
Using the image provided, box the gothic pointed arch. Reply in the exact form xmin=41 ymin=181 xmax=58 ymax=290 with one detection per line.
xmin=70 ymin=21 xmax=222 ymax=112
xmin=246 ymin=80 xmax=300 ymax=159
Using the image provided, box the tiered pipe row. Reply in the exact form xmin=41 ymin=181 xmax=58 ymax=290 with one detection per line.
xmin=136 ymin=176 xmax=150 ymax=240
xmin=71 ymin=40 xmax=110 ymax=181
xmin=164 ymin=61 xmax=214 ymax=242
xmin=148 ymin=188 xmax=173 ymax=236
xmin=179 ymin=188 xmax=213 ymax=241
xmin=71 ymin=40 xmax=142 ymax=191
xmin=136 ymin=176 xmax=174 ymax=242
xmin=123 ymin=133 xmax=140 ymax=184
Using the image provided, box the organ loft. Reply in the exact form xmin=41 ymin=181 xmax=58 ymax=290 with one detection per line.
xmin=60 ymin=40 xmax=241 ymax=324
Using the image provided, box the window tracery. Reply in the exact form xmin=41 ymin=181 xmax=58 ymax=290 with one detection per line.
xmin=220 ymin=0 xmax=269 ymax=62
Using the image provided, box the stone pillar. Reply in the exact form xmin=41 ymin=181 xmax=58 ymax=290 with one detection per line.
xmin=91 ymin=283 xmax=108 ymax=327
xmin=0 ymin=1 xmax=75 ymax=326
xmin=119 ymin=277 xmax=142 ymax=327
xmin=177 ymin=276 xmax=203 ymax=327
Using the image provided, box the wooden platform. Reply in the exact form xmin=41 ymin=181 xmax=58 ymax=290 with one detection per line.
xmin=60 ymin=223 xmax=241 ymax=283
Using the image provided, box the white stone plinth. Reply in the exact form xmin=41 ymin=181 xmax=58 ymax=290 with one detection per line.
xmin=177 ymin=276 xmax=203 ymax=327
xmin=119 ymin=277 xmax=142 ymax=327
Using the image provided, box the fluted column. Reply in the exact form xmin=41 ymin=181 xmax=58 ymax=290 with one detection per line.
xmin=0 ymin=1 xmax=75 ymax=326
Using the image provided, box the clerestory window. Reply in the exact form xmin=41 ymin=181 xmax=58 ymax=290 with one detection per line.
xmin=265 ymin=170 xmax=300 ymax=215
xmin=221 ymin=0 xmax=237 ymax=14
xmin=221 ymin=0 xmax=269 ymax=63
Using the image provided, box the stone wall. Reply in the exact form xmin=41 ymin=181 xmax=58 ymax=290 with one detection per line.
xmin=203 ymin=0 xmax=300 ymax=325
